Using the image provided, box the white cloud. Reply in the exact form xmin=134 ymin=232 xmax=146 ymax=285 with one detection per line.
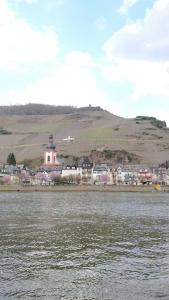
xmin=0 ymin=0 xmax=59 ymax=70
xmin=0 ymin=0 xmax=15 ymax=25
xmin=65 ymin=51 xmax=93 ymax=67
xmin=103 ymin=59 xmax=169 ymax=100
xmin=0 ymin=1 xmax=114 ymax=113
xmin=106 ymin=0 xmax=169 ymax=62
xmin=118 ymin=0 xmax=140 ymax=14
xmin=0 ymin=51 xmax=114 ymax=112
xmin=103 ymin=0 xmax=169 ymax=101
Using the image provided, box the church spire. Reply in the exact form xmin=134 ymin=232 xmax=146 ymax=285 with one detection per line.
xmin=46 ymin=134 xmax=56 ymax=150
xmin=44 ymin=134 xmax=59 ymax=166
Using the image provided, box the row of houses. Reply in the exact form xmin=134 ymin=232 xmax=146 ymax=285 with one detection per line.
xmin=1 ymin=135 xmax=169 ymax=185
xmin=1 ymin=159 xmax=169 ymax=186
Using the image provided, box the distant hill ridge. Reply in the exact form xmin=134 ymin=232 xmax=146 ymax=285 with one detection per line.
xmin=0 ymin=103 xmax=105 ymax=115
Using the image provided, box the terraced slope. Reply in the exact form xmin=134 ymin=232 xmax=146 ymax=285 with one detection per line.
xmin=0 ymin=107 xmax=169 ymax=164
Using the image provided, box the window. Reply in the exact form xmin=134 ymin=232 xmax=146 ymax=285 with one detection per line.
xmin=47 ymin=155 xmax=50 ymax=162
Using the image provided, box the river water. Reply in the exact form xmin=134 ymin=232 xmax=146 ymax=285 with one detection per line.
xmin=0 ymin=192 xmax=169 ymax=300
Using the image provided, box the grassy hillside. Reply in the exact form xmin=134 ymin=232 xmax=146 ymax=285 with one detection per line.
xmin=0 ymin=104 xmax=169 ymax=165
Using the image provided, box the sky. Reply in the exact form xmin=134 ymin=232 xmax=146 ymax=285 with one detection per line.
xmin=0 ymin=0 xmax=169 ymax=124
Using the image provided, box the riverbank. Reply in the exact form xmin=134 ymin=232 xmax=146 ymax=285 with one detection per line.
xmin=0 ymin=184 xmax=169 ymax=192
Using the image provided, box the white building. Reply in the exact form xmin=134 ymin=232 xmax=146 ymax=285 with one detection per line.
xmin=62 ymin=165 xmax=82 ymax=177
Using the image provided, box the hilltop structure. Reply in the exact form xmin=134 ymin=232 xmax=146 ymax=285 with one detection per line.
xmin=44 ymin=134 xmax=60 ymax=167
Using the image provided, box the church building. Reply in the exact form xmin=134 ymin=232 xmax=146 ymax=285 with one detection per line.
xmin=44 ymin=134 xmax=60 ymax=166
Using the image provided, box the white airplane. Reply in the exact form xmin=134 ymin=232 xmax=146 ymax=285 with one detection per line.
xmin=62 ymin=136 xmax=75 ymax=142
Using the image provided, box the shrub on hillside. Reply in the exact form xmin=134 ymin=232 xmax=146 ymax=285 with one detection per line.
xmin=0 ymin=128 xmax=12 ymax=135
xmin=104 ymin=149 xmax=113 ymax=159
xmin=135 ymin=116 xmax=167 ymax=129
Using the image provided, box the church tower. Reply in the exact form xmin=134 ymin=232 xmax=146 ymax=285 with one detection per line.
xmin=44 ymin=134 xmax=60 ymax=166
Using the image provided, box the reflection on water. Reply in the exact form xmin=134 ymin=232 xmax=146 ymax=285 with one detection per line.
xmin=0 ymin=192 xmax=169 ymax=299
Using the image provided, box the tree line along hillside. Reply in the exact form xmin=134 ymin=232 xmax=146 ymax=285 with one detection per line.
xmin=0 ymin=104 xmax=105 ymax=115
xmin=135 ymin=116 xmax=167 ymax=129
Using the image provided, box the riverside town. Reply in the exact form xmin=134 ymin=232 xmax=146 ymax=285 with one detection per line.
xmin=0 ymin=134 xmax=169 ymax=190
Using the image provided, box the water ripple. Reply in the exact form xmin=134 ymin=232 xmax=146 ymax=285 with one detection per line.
xmin=0 ymin=192 xmax=169 ymax=299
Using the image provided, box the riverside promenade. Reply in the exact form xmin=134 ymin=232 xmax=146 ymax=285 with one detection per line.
xmin=0 ymin=185 xmax=169 ymax=193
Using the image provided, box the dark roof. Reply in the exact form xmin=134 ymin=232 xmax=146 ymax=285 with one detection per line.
xmin=82 ymin=157 xmax=93 ymax=169
xmin=46 ymin=143 xmax=56 ymax=150
xmin=93 ymin=165 xmax=108 ymax=172
xmin=63 ymin=165 xmax=77 ymax=170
